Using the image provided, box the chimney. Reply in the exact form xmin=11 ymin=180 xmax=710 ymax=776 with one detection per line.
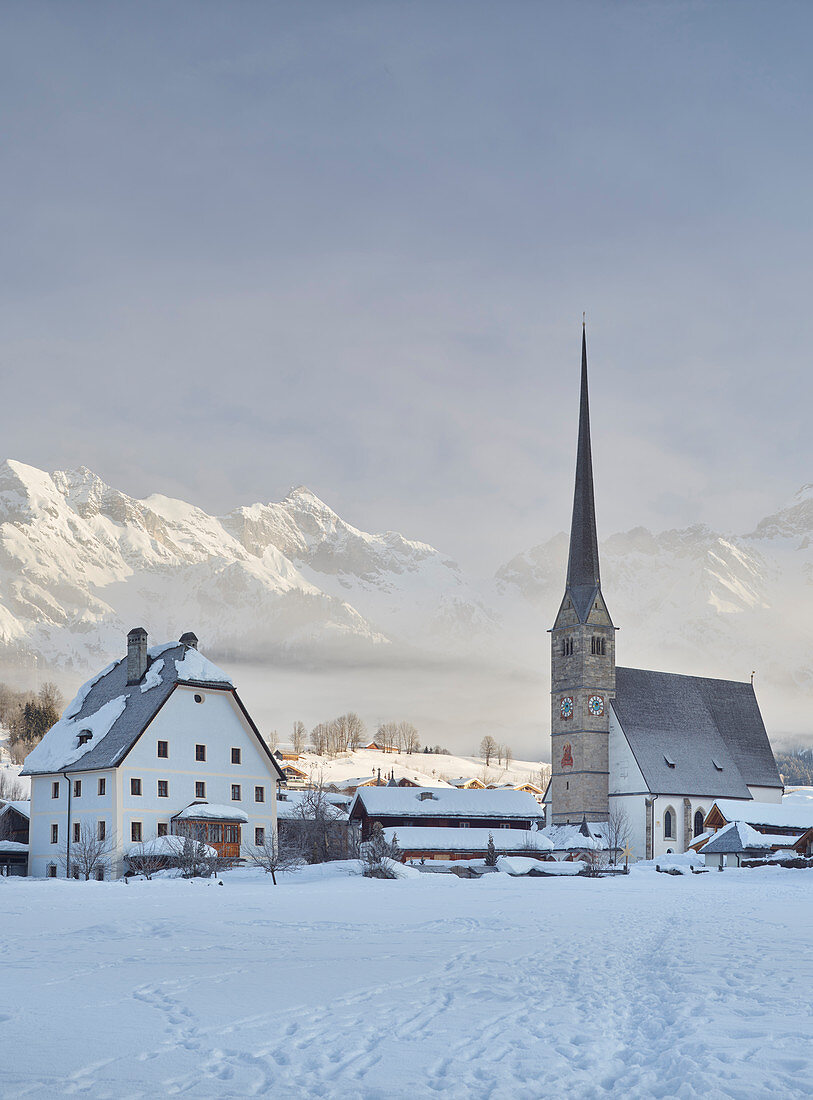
xmin=179 ymin=631 xmax=199 ymax=650
xmin=127 ymin=627 xmax=148 ymax=684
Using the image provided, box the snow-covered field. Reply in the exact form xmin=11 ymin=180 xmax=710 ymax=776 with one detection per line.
xmin=1 ymin=865 xmax=811 ymax=1099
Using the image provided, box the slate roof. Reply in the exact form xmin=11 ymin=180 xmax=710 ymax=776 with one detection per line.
xmin=565 ymin=328 xmax=602 ymax=623
xmin=612 ymin=667 xmax=782 ymax=798
xmin=21 ymin=641 xmax=284 ymax=779
xmin=700 ymin=820 xmax=776 ymax=854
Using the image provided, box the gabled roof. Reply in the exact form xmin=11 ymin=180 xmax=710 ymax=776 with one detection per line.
xmin=0 ymin=800 xmax=30 ymax=820
xmin=705 ymin=799 xmax=813 ymax=831
xmin=349 ymin=786 xmax=543 ymax=820
xmin=21 ymin=641 xmax=284 ymax=780
xmin=611 ymin=667 xmax=782 ymax=798
xmin=700 ymin=820 xmax=776 ymax=854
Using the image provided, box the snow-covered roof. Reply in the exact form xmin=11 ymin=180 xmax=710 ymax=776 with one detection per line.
xmin=542 ymin=822 xmax=608 ymax=851
xmin=611 ymin=667 xmax=782 ymax=797
xmin=128 ymin=835 xmax=218 ymax=858
xmin=172 ymin=802 xmax=249 ymax=823
xmin=20 ymin=638 xmax=281 ymax=779
xmin=0 ymin=800 xmax=30 ymax=820
xmin=709 ymin=800 xmax=813 ymax=830
xmin=276 ymin=791 xmax=347 ymax=821
xmin=383 ymin=827 xmax=553 ymax=853
xmin=350 ymin=787 xmax=544 ymax=820
xmin=700 ymin=820 xmax=776 ymax=854
xmin=498 ymin=856 xmax=582 ymax=876
xmin=0 ymin=840 xmax=28 ymax=853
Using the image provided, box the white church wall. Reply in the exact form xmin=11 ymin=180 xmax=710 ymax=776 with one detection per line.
xmin=747 ymin=785 xmax=783 ymax=804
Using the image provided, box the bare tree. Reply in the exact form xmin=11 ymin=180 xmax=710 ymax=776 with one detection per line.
xmin=397 ymin=722 xmax=419 ymax=755
xmin=127 ymin=842 xmax=169 ymax=880
xmin=177 ymin=834 xmax=216 ymax=878
xmin=377 ymin=722 xmax=398 ymax=752
xmin=0 ymin=770 xmax=26 ymax=802
xmin=311 ymin=722 xmax=330 ymax=756
xmin=60 ymin=822 xmax=113 ymax=880
xmin=581 ymin=846 xmax=607 ymax=877
xmin=291 ymin=721 xmax=307 ymax=755
xmin=503 ymin=745 xmax=513 ymax=769
xmin=606 ymin=805 xmax=631 ymax=866
xmin=282 ymin=779 xmax=354 ymax=863
xmin=247 ymin=833 xmax=305 ymax=884
xmin=479 ymin=735 xmax=498 ymax=766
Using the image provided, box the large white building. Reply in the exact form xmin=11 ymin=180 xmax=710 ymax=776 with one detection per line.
xmin=22 ymin=628 xmax=285 ymax=879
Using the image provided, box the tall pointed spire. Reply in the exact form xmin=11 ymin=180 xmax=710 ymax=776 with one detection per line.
xmin=565 ymin=322 xmax=601 ymax=621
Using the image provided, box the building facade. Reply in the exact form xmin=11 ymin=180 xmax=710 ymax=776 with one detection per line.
xmin=22 ymin=630 xmax=285 ymax=879
xmin=548 ymin=329 xmax=783 ymax=857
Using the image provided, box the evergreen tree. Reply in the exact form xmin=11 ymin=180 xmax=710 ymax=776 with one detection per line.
xmin=485 ymin=833 xmax=498 ymax=867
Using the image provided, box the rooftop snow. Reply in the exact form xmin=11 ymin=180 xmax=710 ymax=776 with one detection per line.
xmin=383 ymin=827 xmax=553 ymax=853
xmin=351 ymin=787 xmax=544 ymax=820
xmin=21 ymin=641 xmax=236 ymax=776
xmin=710 ymin=799 xmax=813 ymax=830
xmin=173 ymin=803 xmax=249 ymax=823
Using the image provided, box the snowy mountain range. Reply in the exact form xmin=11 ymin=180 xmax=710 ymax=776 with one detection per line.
xmin=0 ymin=458 xmax=811 ymax=739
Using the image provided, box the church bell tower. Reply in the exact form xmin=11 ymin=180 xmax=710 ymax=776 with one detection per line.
xmin=550 ymin=325 xmax=615 ymax=824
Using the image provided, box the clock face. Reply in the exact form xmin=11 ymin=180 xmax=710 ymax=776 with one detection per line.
xmin=588 ymin=694 xmax=604 ymax=717
xmin=560 ymin=696 xmax=574 ymax=719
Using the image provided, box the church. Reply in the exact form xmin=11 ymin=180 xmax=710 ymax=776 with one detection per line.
xmin=544 ymin=328 xmax=783 ymax=860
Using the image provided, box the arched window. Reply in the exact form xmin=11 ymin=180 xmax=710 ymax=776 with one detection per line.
xmin=590 ymin=636 xmax=606 ymax=656
xmin=562 ymin=637 xmax=574 ymax=657
xmin=694 ymin=809 xmax=705 ymax=837
xmin=663 ymin=808 xmax=675 ymax=840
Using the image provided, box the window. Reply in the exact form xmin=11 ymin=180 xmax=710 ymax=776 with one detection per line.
xmin=157 ymin=823 xmax=168 ymax=837
xmin=209 ymin=824 xmax=223 ymax=842
xmin=157 ymin=740 xmax=168 ymax=759
xmin=500 ymin=824 xmax=510 ymax=830
xmin=195 ymin=781 xmax=206 ymax=799
xmin=231 ymin=747 xmax=242 ymax=764
xmin=130 ymin=778 xmax=142 ymax=796
xmin=591 ymin=636 xmax=606 ymax=656
xmin=694 ymin=809 xmax=706 ymax=837
xmin=562 ymin=637 xmax=574 ymax=657
xmin=663 ymin=808 xmax=675 ymax=840
xmin=195 ymin=744 xmax=206 ymax=762
xmin=98 ymin=820 xmax=106 ymax=841
xmin=72 ymin=821 xmax=80 ymax=843
xmin=158 ymin=780 xmax=169 ymax=798
xmin=47 ymin=864 xmax=57 ymax=879
xmin=73 ymin=780 xmax=82 ymax=798
xmin=194 ymin=693 xmax=204 ymax=704
xmin=95 ymin=867 xmax=105 ymax=881
xmin=52 ymin=781 xmax=60 ymax=799
xmin=231 ymin=784 xmax=242 ymax=801
xmin=663 ymin=754 xmax=676 ymax=768
xmin=255 ymin=827 xmax=265 ymax=846
xmin=255 ymin=786 xmax=265 ymax=803
xmin=98 ymin=777 xmax=106 ymax=796
xmin=78 ymin=731 xmax=92 ymax=745
xmin=131 ymin=822 xmax=142 ymax=843
xmin=225 ymin=824 xmax=240 ymax=844
xmin=50 ymin=824 xmax=58 ymax=844
xmin=459 ymin=822 xmax=470 ymax=828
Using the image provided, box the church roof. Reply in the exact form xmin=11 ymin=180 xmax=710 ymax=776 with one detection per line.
xmin=611 ymin=667 xmax=782 ymax=798
xmin=565 ymin=326 xmax=602 ymax=622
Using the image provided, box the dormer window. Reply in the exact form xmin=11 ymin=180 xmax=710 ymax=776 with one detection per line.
xmin=418 ymin=792 xmax=437 ymax=801
xmin=663 ymin=754 xmax=676 ymax=768
xmin=77 ymin=731 xmax=92 ymax=746
xmin=712 ymin=758 xmax=723 ymax=771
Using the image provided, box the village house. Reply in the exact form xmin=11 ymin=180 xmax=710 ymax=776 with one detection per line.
xmin=349 ymin=786 xmax=543 ymax=841
xmin=0 ymin=800 xmax=30 ymax=876
xmin=21 ymin=629 xmax=285 ymax=879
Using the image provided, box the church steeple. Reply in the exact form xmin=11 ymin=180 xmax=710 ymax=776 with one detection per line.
xmin=549 ymin=324 xmax=615 ymax=825
xmin=565 ymin=324 xmax=601 ymax=623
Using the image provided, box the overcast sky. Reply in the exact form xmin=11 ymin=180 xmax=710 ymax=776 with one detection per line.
xmin=2 ymin=1 xmax=812 ymax=572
